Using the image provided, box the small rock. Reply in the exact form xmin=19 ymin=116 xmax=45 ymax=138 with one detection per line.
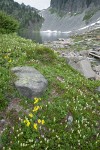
xmin=93 ymin=46 xmax=100 ymax=51
xmin=95 ymin=75 xmax=100 ymax=80
xmin=64 ymin=45 xmax=68 ymax=48
xmin=67 ymin=115 xmax=73 ymax=125
xmin=57 ymin=38 xmax=65 ymax=41
xmin=96 ymin=86 xmax=100 ymax=92
xmin=79 ymin=49 xmax=91 ymax=56
xmin=0 ymin=119 xmax=6 ymax=126
xmin=93 ymin=65 xmax=100 ymax=72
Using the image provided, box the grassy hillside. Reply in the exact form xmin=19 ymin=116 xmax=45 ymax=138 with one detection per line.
xmin=0 ymin=33 xmax=100 ymax=149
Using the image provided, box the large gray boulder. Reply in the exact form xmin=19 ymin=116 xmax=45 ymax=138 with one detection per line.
xmin=77 ymin=59 xmax=96 ymax=79
xmin=67 ymin=57 xmax=96 ymax=79
xmin=11 ymin=66 xmax=48 ymax=99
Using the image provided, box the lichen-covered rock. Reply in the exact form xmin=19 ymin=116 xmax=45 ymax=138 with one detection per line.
xmin=11 ymin=66 xmax=48 ymax=99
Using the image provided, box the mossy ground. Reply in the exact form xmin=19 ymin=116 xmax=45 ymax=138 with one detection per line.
xmin=0 ymin=32 xmax=100 ymax=150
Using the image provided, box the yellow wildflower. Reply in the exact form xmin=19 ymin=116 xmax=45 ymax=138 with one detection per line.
xmin=8 ymin=59 xmax=12 ymax=63
xmin=41 ymin=120 xmax=45 ymax=125
xmin=34 ymin=98 xmax=39 ymax=104
xmin=24 ymin=119 xmax=28 ymax=123
xmin=33 ymin=106 xmax=40 ymax=112
xmin=38 ymin=119 xmax=41 ymax=124
xmin=33 ymin=123 xmax=38 ymax=130
xmin=4 ymin=55 xmax=9 ymax=59
xmin=24 ymin=119 xmax=30 ymax=127
xmin=29 ymin=113 xmax=33 ymax=118
xmin=26 ymin=121 xmax=30 ymax=127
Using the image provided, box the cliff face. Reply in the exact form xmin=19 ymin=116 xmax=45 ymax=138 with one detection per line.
xmin=40 ymin=0 xmax=100 ymax=32
xmin=50 ymin=0 xmax=100 ymax=13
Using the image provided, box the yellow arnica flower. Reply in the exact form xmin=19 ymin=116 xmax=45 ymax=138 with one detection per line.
xmin=33 ymin=106 xmax=40 ymax=112
xmin=29 ymin=113 xmax=33 ymax=118
xmin=41 ymin=120 xmax=45 ymax=125
xmin=24 ymin=119 xmax=30 ymax=127
xmin=4 ymin=55 xmax=9 ymax=59
xmin=24 ymin=119 xmax=28 ymax=123
xmin=33 ymin=123 xmax=38 ymax=130
xmin=38 ymin=119 xmax=41 ymax=124
xmin=8 ymin=59 xmax=12 ymax=63
xmin=34 ymin=98 xmax=39 ymax=104
xmin=26 ymin=121 xmax=30 ymax=127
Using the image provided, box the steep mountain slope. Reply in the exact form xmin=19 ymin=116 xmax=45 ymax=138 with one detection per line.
xmin=40 ymin=0 xmax=100 ymax=33
xmin=0 ymin=0 xmax=44 ymax=31
xmin=50 ymin=0 xmax=100 ymax=13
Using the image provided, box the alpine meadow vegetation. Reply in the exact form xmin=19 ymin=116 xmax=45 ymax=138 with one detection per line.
xmin=0 ymin=11 xmax=100 ymax=150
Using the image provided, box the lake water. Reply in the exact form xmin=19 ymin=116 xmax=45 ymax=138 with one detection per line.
xmin=18 ymin=30 xmax=71 ymax=43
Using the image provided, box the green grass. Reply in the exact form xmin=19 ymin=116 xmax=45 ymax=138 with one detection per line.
xmin=0 ymin=33 xmax=100 ymax=149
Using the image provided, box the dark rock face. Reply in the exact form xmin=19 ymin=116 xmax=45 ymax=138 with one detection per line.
xmin=50 ymin=0 xmax=100 ymax=13
xmin=11 ymin=66 xmax=48 ymax=99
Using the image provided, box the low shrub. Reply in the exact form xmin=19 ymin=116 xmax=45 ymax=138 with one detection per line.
xmin=29 ymin=46 xmax=57 ymax=64
xmin=0 ymin=11 xmax=19 ymax=34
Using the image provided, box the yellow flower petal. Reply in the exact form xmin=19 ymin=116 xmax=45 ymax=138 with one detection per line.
xmin=4 ymin=55 xmax=9 ymax=59
xmin=29 ymin=113 xmax=33 ymax=118
xmin=33 ymin=106 xmax=40 ymax=112
xmin=38 ymin=119 xmax=41 ymax=124
xmin=26 ymin=121 xmax=30 ymax=127
xmin=24 ymin=119 xmax=28 ymax=123
xmin=33 ymin=123 xmax=38 ymax=130
xmin=41 ymin=120 xmax=45 ymax=125
xmin=34 ymin=98 xmax=39 ymax=104
xmin=8 ymin=59 xmax=12 ymax=63
xmin=24 ymin=119 xmax=30 ymax=126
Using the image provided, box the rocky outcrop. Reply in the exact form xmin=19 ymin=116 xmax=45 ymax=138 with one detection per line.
xmin=40 ymin=0 xmax=100 ymax=32
xmin=66 ymin=54 xmax=97 ymax=79
xmin=40 ymin=7 xmax=100 ymax=32
xmin=11 ymin=66 xmax=48 ymax=99
xmin=44 ymin=38 xmax=100 ymax=80
xmin=50 ymin=0 xmax=100 ymax=13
